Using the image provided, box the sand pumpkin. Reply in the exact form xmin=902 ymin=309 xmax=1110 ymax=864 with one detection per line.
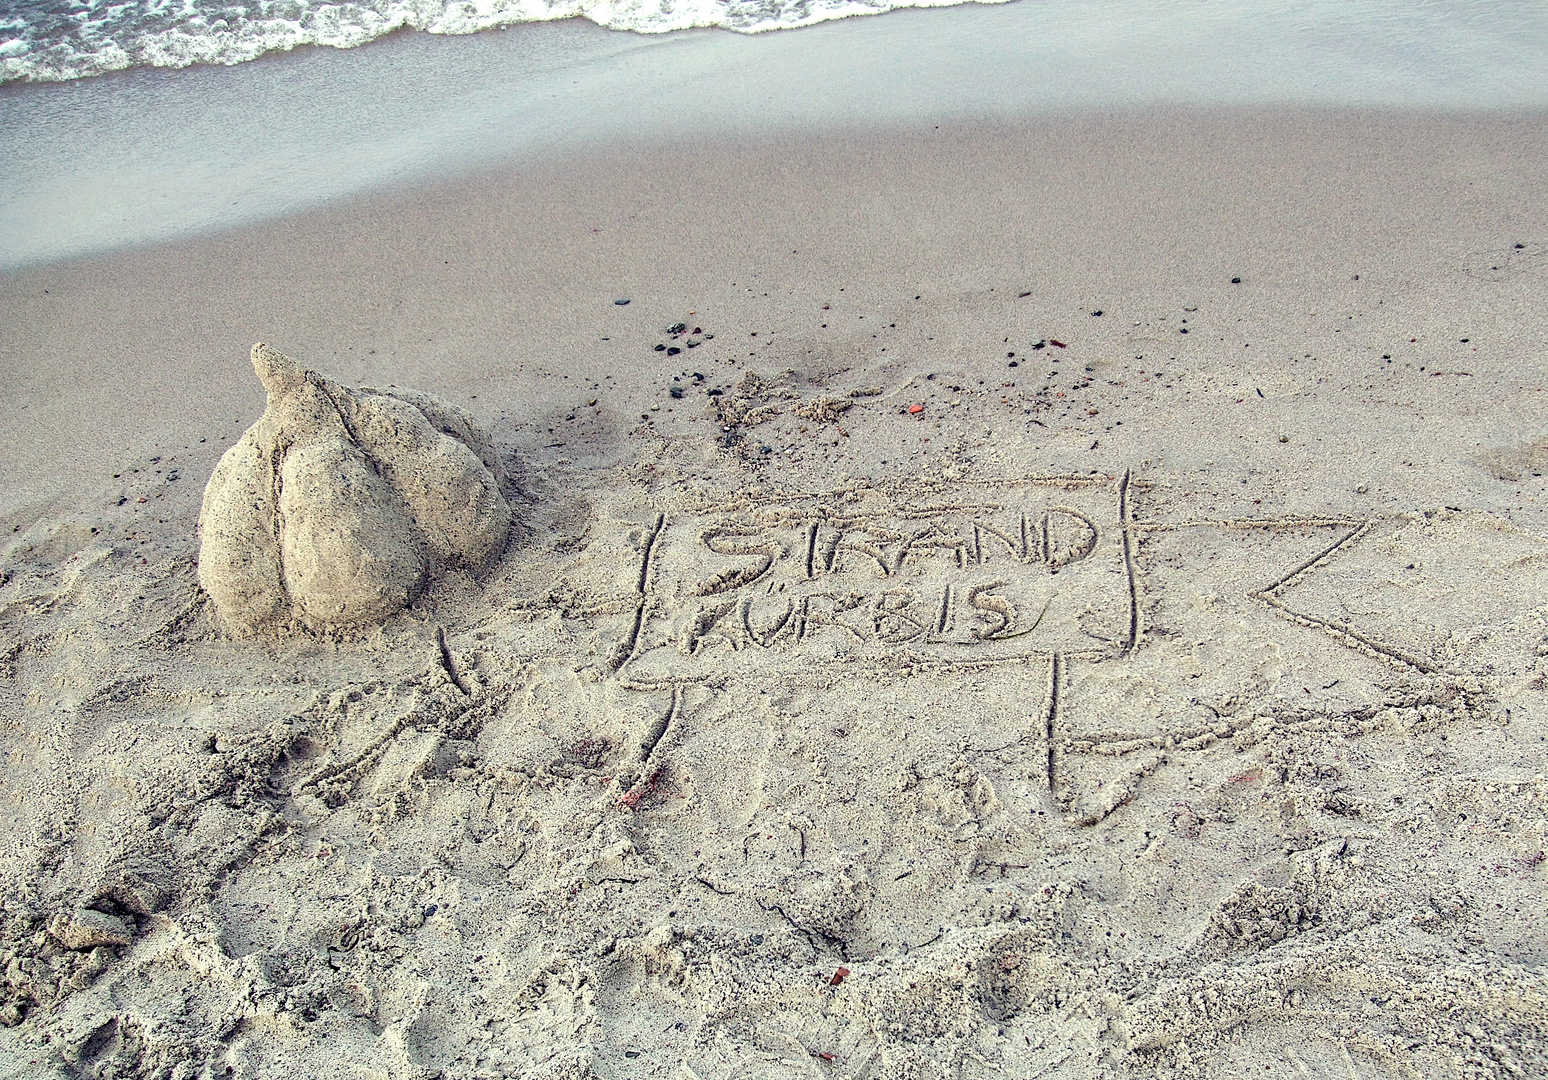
xmin=197 ymin=344 xmax=511 ymax=631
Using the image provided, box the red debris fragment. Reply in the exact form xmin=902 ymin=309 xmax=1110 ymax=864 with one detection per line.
xmin=1050 ymin=340 xmax=1067 ymax=348
xmin=618 ymin=768 xmax=665 ymax=810
xmin=828 ymin=966 xmax=851 ymax=986
xmin=817 ymin=1052 xmax=835 ymax=1062
xmin=908 ymin=404 xmax=924 ymax=414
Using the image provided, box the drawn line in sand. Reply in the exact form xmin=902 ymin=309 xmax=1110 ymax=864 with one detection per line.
xmin=1044 ymin=651 xmax=1061 ymax=792
xmin=625 ymin=474 xmax=1139 ymax=676
xmin=1245 ymin=519 xmax=1438 ymax=674
xmin=600 ymin=471 xmax=1503 ymax=823
xmin=609 ymin=512 xmax=666 ymax=671
xmin=435 ymin=626 xmax=471 ymax=696
xmin=1118 ymin=467 xmax=1139 ymax=655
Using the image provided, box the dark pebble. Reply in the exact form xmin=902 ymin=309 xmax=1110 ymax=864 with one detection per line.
xmin=614 ymin=298 xmax=630 ymax=305
xmin=424 ymin=904 xmax=438 ymax=917
xmin=760 ymin=445 xmax=773 ymax=454
xmin=749 ymin=933 xmax=764 ymax=945
xmin=1091 ymin=310 xmax=1103 ymax=317
xmin=670 ymin=386 xmax=684 ymax=398
xmin=692 ymin=372 xmax=705 ymax=382
xmin=1230 ymin=277 xmax=1241 ymax=284
xmin=693 ymin=327 xmax=703 ymax=334
xmin=1008 ymin=361 xmax=1019 ymax=368
xmin=1032 ymin=341 xmax=1046 ymax=350
xmin=654 ymin=344 xmax=666 ymax=352
xmin=1179 ymin=328 xmax=1189 ymax=334
xmin=667 ymin=322 xmax=687 ymax=334
xmin=1460 ymin=338 xmax=1469 ymax=343
xmin=705 ymin=334 xmax=714 ymax=339
xmin=1516 ymin=243 xmax=1526 ymax=249
xmin=667 ymin=346 xmax=681 ymax=355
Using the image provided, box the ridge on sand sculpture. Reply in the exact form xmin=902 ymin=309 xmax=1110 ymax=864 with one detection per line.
xmin=197 ymin=344 xmax=512 ymax=631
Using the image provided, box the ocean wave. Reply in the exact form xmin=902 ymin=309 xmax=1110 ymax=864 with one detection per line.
xmin=0 ymin=0 xmax=1010 ymax=84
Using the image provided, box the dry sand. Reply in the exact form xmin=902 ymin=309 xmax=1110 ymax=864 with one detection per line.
xmin=1 ymin=107 xmax=1547 ymax=1078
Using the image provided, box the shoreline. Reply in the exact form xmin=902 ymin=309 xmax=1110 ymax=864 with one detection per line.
xmin=5 ymin=0 xmax=1548 ymax=273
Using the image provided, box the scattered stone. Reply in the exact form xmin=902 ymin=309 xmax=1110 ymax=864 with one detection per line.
xmin=49 ymin=910 xmax=132 ymax=950
xmin=614 ymin=298 xmax=630 ymax=305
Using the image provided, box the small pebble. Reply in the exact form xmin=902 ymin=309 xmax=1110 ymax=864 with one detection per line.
xmin=614 ymin=298 xmax=630 ymax=306
xmin=1279 ymin=435 xmax=1290 ymax=443
xmin=1230 ymin=277 xmax=1242 ymax=284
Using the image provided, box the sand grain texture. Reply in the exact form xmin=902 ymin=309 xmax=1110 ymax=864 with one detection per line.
xmin=0 ymin=109 xmax=1546 ymax=1079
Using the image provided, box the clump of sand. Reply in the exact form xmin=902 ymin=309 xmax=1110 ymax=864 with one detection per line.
xmin=197 ymin=344 xmax=511 ymax=631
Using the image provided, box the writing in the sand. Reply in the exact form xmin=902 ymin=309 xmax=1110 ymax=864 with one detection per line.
xmin=650 ymin=492 xmax=1130 ymax=660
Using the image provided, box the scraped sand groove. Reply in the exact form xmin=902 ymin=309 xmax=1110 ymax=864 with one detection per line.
xmin=1 ymin=348 xmax=1545 ymax=1079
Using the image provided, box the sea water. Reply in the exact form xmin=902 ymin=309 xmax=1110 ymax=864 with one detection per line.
xmin=1 ymin=0 xmax=1014 ymax=84
xmin=2 ymin=0 xmax=1547 ymax=270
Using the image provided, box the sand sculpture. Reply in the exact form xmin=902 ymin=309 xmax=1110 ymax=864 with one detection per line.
xmin=197 ymin=344 xmax=511 ymax=631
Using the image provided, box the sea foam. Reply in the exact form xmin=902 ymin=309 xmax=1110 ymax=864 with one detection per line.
xmin=0 ymin=0 xmax=1010 ymax=83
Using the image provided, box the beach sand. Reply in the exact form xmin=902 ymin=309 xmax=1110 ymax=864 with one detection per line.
xmin=1 ymin=105 xmax=1547 ymax=1077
